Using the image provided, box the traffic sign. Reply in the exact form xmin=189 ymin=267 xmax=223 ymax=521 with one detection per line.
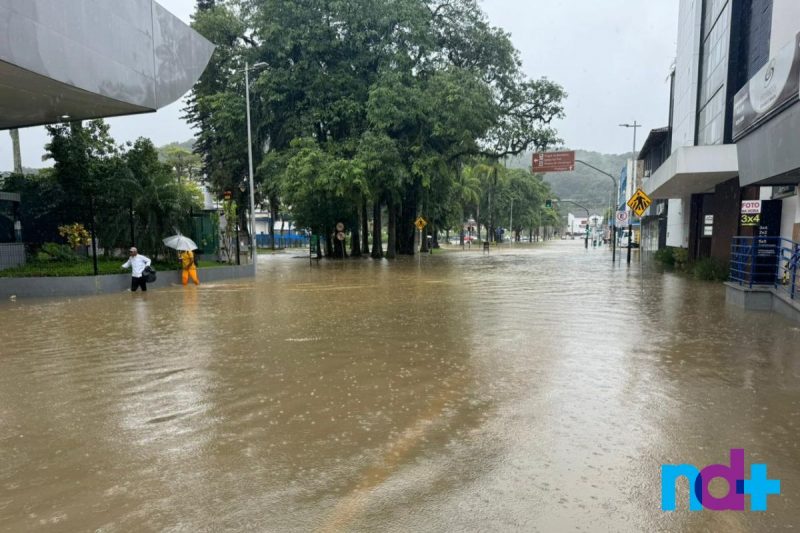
xmin=532 ymin=151 xmax=575 ymax=172
xmin=615 ymin=211 xmax=629 ymax=225
xmin=335 ymin=222 xmax=345 ymax=231
xmin=626 ymin=188 xmax=652 ymax=217
xmin=414 ymin=216 xmax=427 ymax=231
xmin=336 ymin=231 xmax=345 ymax=241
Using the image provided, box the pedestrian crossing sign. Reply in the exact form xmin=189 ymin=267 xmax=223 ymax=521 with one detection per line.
xmin=627 ymin=188 xmax=652 ymax=217
xmin=415 ymin=216 xmax=427 ymax=231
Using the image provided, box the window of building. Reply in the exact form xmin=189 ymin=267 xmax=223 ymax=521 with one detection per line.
xmin=697 ymin=0 xmax=731 ymax=146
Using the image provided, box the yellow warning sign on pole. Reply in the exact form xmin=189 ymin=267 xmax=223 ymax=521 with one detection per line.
xmin=414 ymin=216 xmax=427 ymax=231
xmin=626 ymin=188 xmax=652 ymax=217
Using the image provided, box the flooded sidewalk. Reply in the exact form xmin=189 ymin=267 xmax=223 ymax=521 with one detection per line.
xmin=1 ymin=240 xmax=799 ymax=532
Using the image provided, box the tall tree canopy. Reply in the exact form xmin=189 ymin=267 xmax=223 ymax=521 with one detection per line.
xmin=186 ymin=0 xmax=566 ymax=256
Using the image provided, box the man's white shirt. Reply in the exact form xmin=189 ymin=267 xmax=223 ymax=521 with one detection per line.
xmin=122 ymin=255 xmax=152 ymax=278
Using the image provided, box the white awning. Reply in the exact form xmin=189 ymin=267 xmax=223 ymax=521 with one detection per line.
xmin=643 ymin=145 xmax=739 ymax=199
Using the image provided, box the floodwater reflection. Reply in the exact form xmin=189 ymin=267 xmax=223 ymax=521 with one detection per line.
xmin=1 ymin=241 xmax=799 ymax=531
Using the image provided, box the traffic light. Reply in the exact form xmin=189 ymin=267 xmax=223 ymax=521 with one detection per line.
xmin=545 ymin=199 xmax=553 ymax=208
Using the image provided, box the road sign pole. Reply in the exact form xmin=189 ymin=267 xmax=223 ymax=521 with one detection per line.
xmin=612 ymin=220 xmax=616 ymax=262
xmin=627 ymin=222 xmax=633 ymax=265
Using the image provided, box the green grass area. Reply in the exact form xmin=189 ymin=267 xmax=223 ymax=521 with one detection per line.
xmin=0 ymin=258 xmax=229 ymax=278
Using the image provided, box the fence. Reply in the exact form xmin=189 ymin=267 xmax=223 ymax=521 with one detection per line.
xmin=730 ymin=236 xmax=799 ymax=300
xmin=256 ymin=233 xmax=310 ymax=248
xmin=0 ymin=199 xmax=223 ymax=277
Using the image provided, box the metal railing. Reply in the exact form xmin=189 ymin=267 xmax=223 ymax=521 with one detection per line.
xmin=730 ymin=236 xmax=799 ymax=300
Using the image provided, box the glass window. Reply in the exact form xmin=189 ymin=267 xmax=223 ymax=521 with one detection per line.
xmin=696 ymin=0 xmax=730 ymax=145
xmin=697 ymin=88 xmax=725 ymax=145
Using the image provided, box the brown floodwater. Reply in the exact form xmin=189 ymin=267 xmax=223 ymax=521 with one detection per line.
xmin=1 ymin=240 xmax=799 ymax=532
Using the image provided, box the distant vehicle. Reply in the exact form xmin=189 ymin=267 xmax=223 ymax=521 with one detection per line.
xmin=618 ymin=230 xmax=640 ymax=248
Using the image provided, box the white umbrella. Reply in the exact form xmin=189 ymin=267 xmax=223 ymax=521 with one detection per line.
xmin=163 ymin=234 xmax=198 ymax=251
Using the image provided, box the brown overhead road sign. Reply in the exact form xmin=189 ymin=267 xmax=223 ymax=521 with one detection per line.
xmin=531 ymin=151 xmax=575 ymax=172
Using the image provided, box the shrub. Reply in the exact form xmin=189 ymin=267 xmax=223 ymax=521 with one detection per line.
xmin=673 ymin=248 xmax=690 ymax=271
xmin=35 ymin=242 xmax=83 ymax=262
xmin=692 ymin=257 xmax=729 ymax=282
xmin=653 ymin=247 xmax=675 ymax=267
xmin=58 ymin=223 xmax=92 ymax=249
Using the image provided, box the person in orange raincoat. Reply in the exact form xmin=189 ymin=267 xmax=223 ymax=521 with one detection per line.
xmin=180 ymin=249 xmax=199 ymax=286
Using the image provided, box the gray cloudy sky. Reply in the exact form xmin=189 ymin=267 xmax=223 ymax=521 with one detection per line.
xmin=0 ymin=0 xmax=678 ymax=171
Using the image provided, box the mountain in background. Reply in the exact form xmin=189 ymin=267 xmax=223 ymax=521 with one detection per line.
xmin=506 ymin=150 xmax=633 ymax=215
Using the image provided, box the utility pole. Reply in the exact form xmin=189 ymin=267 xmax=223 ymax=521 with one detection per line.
xmin=243 ymin=61 xmax=268 ymax=273
xmin=509 ymin=197 xmax=513 ymax=245
xmin=619 ymin=122 xmax=641 ymax=265
xmin=575 ymin=159 xmax=618 ymax=262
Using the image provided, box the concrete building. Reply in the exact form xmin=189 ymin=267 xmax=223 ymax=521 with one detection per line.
xmin=643 ymin=0 xmax=800 ymax=263
xmin=0 ymin=0 xmax=214 ymax=128
xmin=0 ymin=0 xmax=214 ymax=270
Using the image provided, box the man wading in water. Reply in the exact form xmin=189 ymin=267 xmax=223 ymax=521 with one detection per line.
xmin=122 ymin=247 xmax=152 ymax=292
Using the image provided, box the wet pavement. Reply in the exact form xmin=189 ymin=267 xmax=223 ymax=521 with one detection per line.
xmin=1 ymin=240 xmax=800 ymax=532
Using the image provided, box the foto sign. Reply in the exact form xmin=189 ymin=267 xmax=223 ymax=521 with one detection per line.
xmin=741 ymin=200 xmax=762 ymax=214
xmin=532 ymin=151 xmax=575 ymax=172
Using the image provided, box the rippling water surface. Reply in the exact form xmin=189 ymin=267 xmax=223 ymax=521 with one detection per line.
xmin=2 ymin=241 xmax=800 ymax=531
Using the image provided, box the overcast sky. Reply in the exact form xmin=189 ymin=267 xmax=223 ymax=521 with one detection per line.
xmin=0 ymin=0 xmax=678 ymax=171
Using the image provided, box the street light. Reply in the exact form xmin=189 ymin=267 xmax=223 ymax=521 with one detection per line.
xmin=575 ymin=159 xmax=618 ymax=262
xmin=243 ymin=61 xmax=268 ymax=272
xmin=619 ymin=121 xmax=641 ymax=265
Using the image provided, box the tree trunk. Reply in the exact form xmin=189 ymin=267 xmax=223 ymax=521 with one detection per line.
xmin=371 ymin=200 xmax=383 ymax=259
xmin=398 ymin=188 xmax=417 ymax=255
xmin=324 ymin=225 xmax=333 ymax=257
xmin=361 ymin=197 xmax=370 ymax=255
xmin=386 ymin=202 xmax=397 ymax=259
xmin=10 ymin=129 xmax=22 ymax=173
xmin=269 ymin=200 xmax=278 ymax=250
xmin=432 ymin=220 xmax=440 ymax=248
xmin=419 ymin=197 xmax=429 ymax=253
xmin=350 ymin=209 xmax=361 ymax=257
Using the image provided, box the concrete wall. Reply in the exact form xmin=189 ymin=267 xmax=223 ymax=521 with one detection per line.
xmin=780 ymin=190 xmax=799 ymax=241
xmin=0 ymin=264 xmax=255 ymax=300
xmin=709 ymin=177 xmax=743 ymax=263
xmin=0 ymin=0 xmax=214 ymax=128
xmin=0 ymin=243 xmax=25 ymax=270
xmin=672 ymin=0 xmax=703 ymax=152
xmin=666 ymin=198 xmax=690 ymax=248
xmin=726 ymin=282 xmax=800 ymax=323
xmin=770 ymin=0 xmax=800 ymax=54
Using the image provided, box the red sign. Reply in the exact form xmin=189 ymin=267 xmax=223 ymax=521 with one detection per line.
xmin=532 ymin=151 xmax=575 ymax=173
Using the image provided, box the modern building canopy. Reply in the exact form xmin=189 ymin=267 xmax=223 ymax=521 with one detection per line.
xmin=0 ymin=0 xmax=214 ymax=130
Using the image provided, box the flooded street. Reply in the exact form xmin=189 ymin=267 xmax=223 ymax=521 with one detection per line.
xmin=2 ymin=240 xmax=800 ymax=532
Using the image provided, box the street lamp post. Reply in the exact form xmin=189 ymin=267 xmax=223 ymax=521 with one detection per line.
xmin=244 ymin=61 xmax=268 ymax=273
xmin=619 ymin=121 xmax=641 ymax=266
xmin=575 ymin=159 xmax=618 ymax=262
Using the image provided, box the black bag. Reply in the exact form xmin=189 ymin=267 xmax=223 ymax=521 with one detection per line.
xmin=143 ymin=265 xmax=157 ymax=283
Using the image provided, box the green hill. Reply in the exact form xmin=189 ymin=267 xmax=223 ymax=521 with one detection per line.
xmin=506 ymin=150 xmax=632 ymax=215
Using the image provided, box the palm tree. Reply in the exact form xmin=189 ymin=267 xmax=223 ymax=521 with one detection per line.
xmin=452 ymin=165 xmax=481 ymax=244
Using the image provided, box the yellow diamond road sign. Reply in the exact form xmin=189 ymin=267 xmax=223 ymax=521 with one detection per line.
xmin=627 ymin=188 xmax=652 ymax=217
xmin=414 ymin=216 xmax=427 ymax=231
